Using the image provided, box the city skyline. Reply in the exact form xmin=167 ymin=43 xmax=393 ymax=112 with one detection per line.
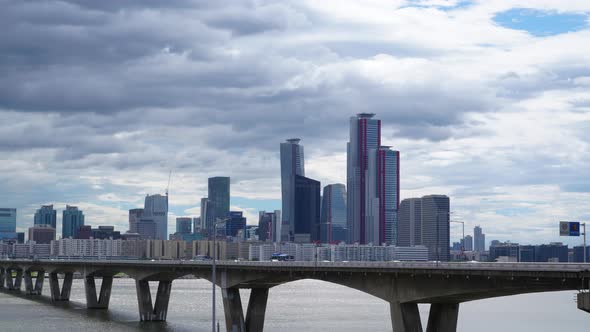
xmin=1 ymin=1 xmax=590 ymax=247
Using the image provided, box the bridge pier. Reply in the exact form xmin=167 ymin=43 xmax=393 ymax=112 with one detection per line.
xmin=245 ymin=288 xmax=269 ymax=332
xmin=49 ymin=272 xmax=73 ymax=301
xmin=135 ymin=279 xmax=172 ymax=321
xmin=24 ymin=270 xmax=45 ymax=295
xmin=84 ymin=275 xmax=113 ymax=309
xmin=426 ymin=303 xmax=459 ymax=332
xmin=5 ymin=268 xmax=22 ymax=291
xmin=221 ymin=287 xmax=270 ymax=332
xmin=390 ymin=302 xmax=423 ymax=332
xmin=222 ymin=287 xmax=245 ymax=332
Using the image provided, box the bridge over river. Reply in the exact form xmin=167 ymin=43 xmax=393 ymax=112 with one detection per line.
xmin=1 ymin=259 xmax=589 ymax=332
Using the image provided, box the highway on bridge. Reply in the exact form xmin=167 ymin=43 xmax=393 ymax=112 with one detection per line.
xmin=1 ymin=259 xmax=589 ymax=332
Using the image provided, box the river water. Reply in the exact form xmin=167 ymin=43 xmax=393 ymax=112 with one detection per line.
xmin=0 ymin=278 xmax=588 ymax=331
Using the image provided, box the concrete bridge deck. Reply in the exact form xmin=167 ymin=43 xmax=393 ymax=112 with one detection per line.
xmin=1 ymin=259 xmax=589 ymax=332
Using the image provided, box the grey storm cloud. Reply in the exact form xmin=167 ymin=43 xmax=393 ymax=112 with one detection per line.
xmin=2 ymin=0 xmax=590 ymax=245
xmin=0 ymin=0 xmax=494 ymax=145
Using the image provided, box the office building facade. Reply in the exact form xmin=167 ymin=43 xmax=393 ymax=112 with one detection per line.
xmin=347 ymin=113 xmax=381 ymax=244
xmin=144 ymin=194 xmax=168 ymax=240
xmin=347 ymin=114 xmax=400 ymax=245
xmin=0 ymin=208 xmax=17 ymax=240
xmin=398 ymin=198 xmax=422 ymax=247
xmin=176 ymin=217 xmax=192 ymax=234
xmin=421 ymin=195 xmax=450 ymax=261
xmin=293 ymin=174 xmax=321 ymax=243
xmin=464 ymin=235 xmax=473 ymax=251
xmin=200 ymin=197 xmax=215 ymax=239
xmin=128 ymin=208 xmax=144 ymax=234
xmin=320 ymin=184 xmax=348 ymax=243
xmin=365 ymin=146 xmax=400 ymax=245
xmin=62 ymin=205 xmax=84 ymax=239
xmin=28 ymin=225 xmax=56 ymax=244
xmin=225 ymin=211 xmax=246 ymax=238
xmin=474 ymin=225 xmax=486 ymax=252
xmin=208 ymin=176 xmax=230 ymax=221
xmin=280 ymin=138 xmax=305 ymax=242
xmin=34 ymin=205 xmax=57 ymax=229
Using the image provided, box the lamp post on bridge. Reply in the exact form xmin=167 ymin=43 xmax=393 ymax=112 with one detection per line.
xmin=212 ymin=217 xmax=229 ymax=332
xmin=435 ymin=211 xmax=452 ymax=265
xmin=451 ymin=220 xmax=465 ymax=260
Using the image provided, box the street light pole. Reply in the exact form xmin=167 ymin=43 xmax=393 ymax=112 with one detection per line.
xmin=211 ymin=219 xmax=216 ymax=332
xmin=583 ymin=222 xmax=587 ymax=263
xmin=451 ymin=220 xmax=465 ymax=259
xmin=212 ymin=217 xmax=229 ymax=332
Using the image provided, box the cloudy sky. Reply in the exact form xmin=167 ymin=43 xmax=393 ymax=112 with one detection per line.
xmin=1 ymin=0 xmax=590 ymax=245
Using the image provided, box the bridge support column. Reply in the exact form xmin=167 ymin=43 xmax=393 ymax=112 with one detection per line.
xmin=6 ymin=269 xmax=22 ymax=291
xmin=245 ymin=288 xmax=269 ymax=332
xmin=0 ymin=268 xmax=5 ymax=288
xmin=390 ymin=302 xmax=423 ymax=332
xmin=49 ymin=272 xmax=73 ymax=301
xmin=426 ymin=303 xmax=459 ymax=332
xmin=24 ymin=270 xmax=44 ymax=295
xmin=135 ymin=279 xmax=172 ymax=321
xmin=222 ymin=287 xmax=245 ymax=332
xmin=85 ymin=276 xmax=113 ymax=309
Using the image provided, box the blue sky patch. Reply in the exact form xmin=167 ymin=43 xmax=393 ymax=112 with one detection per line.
xmin=493 ymin=8 xmax=588 ymax=37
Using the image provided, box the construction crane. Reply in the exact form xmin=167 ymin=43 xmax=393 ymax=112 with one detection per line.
xmin=166 ymin=169 xmax=172 ymax=196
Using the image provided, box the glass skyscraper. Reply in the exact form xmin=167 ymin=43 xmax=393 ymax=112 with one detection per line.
xmin=293 ymin=174 xmax=321 ymax=243
xmin=0 ymin=208 xmax=17 ymax=240
xmin=474 ymin=225 xmax=486 ymax=252
xmin=398 ymin=198 xmax=422 ymax=247
xmin=0 ymin=208 xmax=16 ymax=233
xmin=34 ymin=205 xmax=57 ymax=229
xmin=208 ymin=176 xmax=230 ymax=221
xmin=144 ymin=194 xmax=168 ymax=240
xmin=62 ymin=205 xmax=84 ymax=239
xmin=421 ymin=195 xmax=450 ymax=261
xmin=280 ymin=138 xmax=305 ymax=242
xmin=347 ymin=114 xmax=399 ymax=245
xmin=200 ymin=197 xmax=215 ymax=239
xmin=320 ymin=184 xmax=347 ymax=243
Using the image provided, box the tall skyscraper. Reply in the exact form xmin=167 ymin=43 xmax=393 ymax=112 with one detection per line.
xmin=128 ymin=208 xmax=144 ymax=233
xmin=176 ymin=217 xmax=192 ymax=234
xmin=421 ymin=195 xmax=450 ymax=261
xmin=464 ymin=235 xmax=473 ymax=251
xmin=320 ymin=184 xmax=347 ymax=243
xmin=347 ymin=113 xmax=399 ymax=245
xmin=0 ymin=208 xmax=16 ymax=233
xmin=62 ymin=205 xmax=84 ymax=239
xmin=34 ymin=205 xmax=57 ymax=229
xmin=200 ymin=197 xmax=215 ymax=239
xmin=193 ymin=217 xmax=202 ymax=235
xmin=366 ymin=146 xmax=400 ymax=245
xmin=144 ymin=194 xmax=168 ymax=240
xmin=280 ymin=138 xmax=305 ymax=242
xmin=208 ymin=176 xmax=230 ymax=222
xmin=474 ymin=225 xmax=486 ymax=252
xmin=293 ymin=174 xmax=321 ymax=243
xmin=348 ymin=114 xmax=381 ymax=244
xmin=398 ymin=198 xmax=422 ymax=246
